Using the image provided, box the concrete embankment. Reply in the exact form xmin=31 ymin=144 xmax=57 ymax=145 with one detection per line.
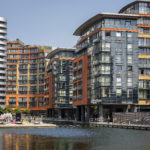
xmin=0 ymin=123 xmax=57 ymax=129
xmin=90 ymin=122 xmax=150 ymax=131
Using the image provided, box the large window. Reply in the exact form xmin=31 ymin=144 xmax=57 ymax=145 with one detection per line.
xmin=59 ymin=90 xmax=66 ymax=96
xmin=19 ymin=97 xmax=27 ymax=107
xmin=101 ymin=54 xmax=110 ymax=63
xmin=116 ymin=89 xmax=122 ymax=97
xmin=100 ymin=65 xmax=110 ymax=74
xmin=127 ymin=78 xmax=132 ymax=87
xmin=116 ymin=77 xmax=122 ymax=86
xmin=9 ymin=97 xmax=16 ymax=107
xmin=116 ymin=32 xmax=121 ymax=37
xmin=127 ymin=89 xmax=133 ymax=98
xmin=127 ymin=44 xmax=132 ymax=52
xmin=102 ymin=43 xmax=110 ymax=51
xmin=127 ymin=55 xmax=132 ymax=64
xmin=30 ymin=97 xmax=36 ymax=107
xmin=39 ymin=97 xmax=44 ymax=107
xmin=116 ymin=55 xmax=122 ymax=64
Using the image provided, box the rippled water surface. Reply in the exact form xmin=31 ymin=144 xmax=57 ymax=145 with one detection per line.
xmin=0 ymin=127 xmax=150 ymax=150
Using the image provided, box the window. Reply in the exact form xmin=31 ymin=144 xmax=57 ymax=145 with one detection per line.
xmin=105 ymin=31 xmax=111 ymax=36
xmin=59 ymin=90 xmax=66 ymax=96
xmin=101 ymin=54 xmax=110 ymax=63
xmin=102 ymin=43 xmax=110 ymax=51
xmin=127 ymin=44 xmax=132 ymax=52
xmin=39 ymin=97 xmax=44 ymax=107
xmin=116 ymin=55 xmax=122 ymax=63
xmin=127 ymin=89 xmax=133 ymax=98
xmin=30 ymin=97 xmax=36 ymax=107
xmin=9 ymin=97 xmax=16 ymax=107
xmin=116 ymin=77 xmax=121 ymax=86
xmin=127 ymin=78 xmax=132 ymax=86
xmin=116 ymin=66 xmax=122 ymax=72
xmin=100 ymin=65 xmax=110 ymax=74
xmin=127 ymin=55 xmax=132 ymax=64
xmin=19 ymin=97 xmax=27 ymax=107
xmin=116 ymin=89 xmax=122 ymax=97
xmin=127 ymin=66 xmax=132 ymax=71
xmin=127 ymin=33 xmax=132 ymax=38
xmin=116 ymin=32 xmax=121 ymax=37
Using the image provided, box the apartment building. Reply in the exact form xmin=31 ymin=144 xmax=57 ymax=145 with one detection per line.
xmin=119 ymin=0 xmax=150 ymax=111
xmin=0 ymin=17 xmax=7 ymax=108
xmin=6 ymin=39 xmax=51 ymax=114
xmin=45 ymin=48 xmax=75 ymax=119
xmin=73 ymin=12 xmax=140 ymax=121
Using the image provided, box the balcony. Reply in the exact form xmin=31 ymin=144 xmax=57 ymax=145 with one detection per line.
xmin=73 ymin=66 xmax=78 ymax=71
xmin=0 ymin=47 xmax=5 ymax=50
xmin=77 ymin=85 xmax=82 ymax=90
xmin=77 ymin=95 xmax=82 ymax=100
xmin=0 ymin=35 xmax=6 ymax=40
xmin=76 ymin=43 xmax=89 ymax=53
xmin=93 ymin=38 xmax=100 ymax=43
xmin=77 ymin=74 xmax=82 ymax=79
xmin=93 ymin=60 xmax=99 ymax=65
xmin=0 ymin=41 xmax=6 ymax=45
xmin=0 ymin=88 xmax=6 ymax=91
xmin=73 ymin=76 xmax=77 ymax=81
xmin=72 ymin=96 xmax=77 ymax=100
xmin=0 ymin=58 xmax=6 ymax=62
xmin=139 ymin=64 xmax=150 ymax=68
xmin=72 ymin=87 xmax=77 ymax=91
xmin=0 ymin=29 xmax=6 ymax=34
xmin=78 ymin=65 xmax=82 ymax=70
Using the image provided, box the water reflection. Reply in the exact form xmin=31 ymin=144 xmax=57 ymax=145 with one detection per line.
xmin=0 ymin=128 xmax=150 ymax=150
xmin=3 ymin=133 xmax=90 ymax=150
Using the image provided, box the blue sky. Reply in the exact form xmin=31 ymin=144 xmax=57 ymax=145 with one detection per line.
xmin=0 ymin=0 xmax=134 ymax=48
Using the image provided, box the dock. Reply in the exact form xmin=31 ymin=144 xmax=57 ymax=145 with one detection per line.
xmin=89 ymin=122 xmax=150 ymax=130
xmin=0 ymin=123 xmax=57 ymax=129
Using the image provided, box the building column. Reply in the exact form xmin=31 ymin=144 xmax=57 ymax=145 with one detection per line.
xmin=81 ymin=106 xmax=85 ymax=122
xmin=85 ymin=105 xmax=90 ymax=122
xmin=98 ymin=104 xmax=103 ymax=122
xmin=76 ymin=107 xmax=80 ymax=121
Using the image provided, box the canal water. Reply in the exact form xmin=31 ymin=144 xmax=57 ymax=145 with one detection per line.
xmin=0 ymin=127 xmax=150 ymax=150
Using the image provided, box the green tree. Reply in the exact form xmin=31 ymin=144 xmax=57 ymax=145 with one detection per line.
xmin=22 ymin=109 xmax=30 ymax=114
xmin=14 ymin=106 xmax=22 ymax=114
xmin=0 ymin=106 xmax=4 ymax=114
xmin=4 ymin=107 xmax=13 ymax=114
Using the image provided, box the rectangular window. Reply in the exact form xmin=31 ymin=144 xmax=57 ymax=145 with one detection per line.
xmin=116 ymin=55 xmax=122 ymax=63
xmin=127 ymin=89 xmax=133 ymax=98
xmin=116 ymin=66 xmax=122 ymax=72
xmin=127 ymin=78 xmax=132 ymax=86
xmin=116 ymin=89 xmax=122 ymax=97
xmin=127 ymin=55 xmax=132 ymax=64
xmin=127 ymin=33 xmax=132 ymax=38
xmin=19 ymin=97 xmax=27 ymax=107
xmin=116 ymin=32 xmax=121 ymax=37
xmin=127 ymin=44 xmax=132 ymax=52
xmin=116 ymin=77 xmax=122 ymax=86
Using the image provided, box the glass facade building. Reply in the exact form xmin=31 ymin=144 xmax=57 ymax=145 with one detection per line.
xmin=73 ymin=13 xmax=140 ymax=121
xmin=119 ymin=0 xmax=150 ymax=111
xmin=45 ymin=48 xmax=75 ymax=119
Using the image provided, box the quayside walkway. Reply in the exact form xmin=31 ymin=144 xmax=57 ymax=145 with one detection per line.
xmin=90 ymin=122 xmax=150 ymax=130
xmin=44 ymin=119 xmax=150 ymax=131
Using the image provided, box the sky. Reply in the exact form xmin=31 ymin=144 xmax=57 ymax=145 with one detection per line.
xmin=0 ymin=0 xmax=134 ymax=48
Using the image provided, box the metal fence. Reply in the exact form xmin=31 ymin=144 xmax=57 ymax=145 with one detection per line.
xmin=113 ymin=112 xmax=150 ymax=125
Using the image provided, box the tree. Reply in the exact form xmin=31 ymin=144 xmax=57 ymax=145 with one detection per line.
xmin=22 ymin=109 xmax=30 ymax=114
xmin=0 ymin=106 xmax=4 ymax=114
xmin=14 ymin=106 xmax=22 ymax=114
xmin=4 ymin=107 xmax=13 ymax=114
